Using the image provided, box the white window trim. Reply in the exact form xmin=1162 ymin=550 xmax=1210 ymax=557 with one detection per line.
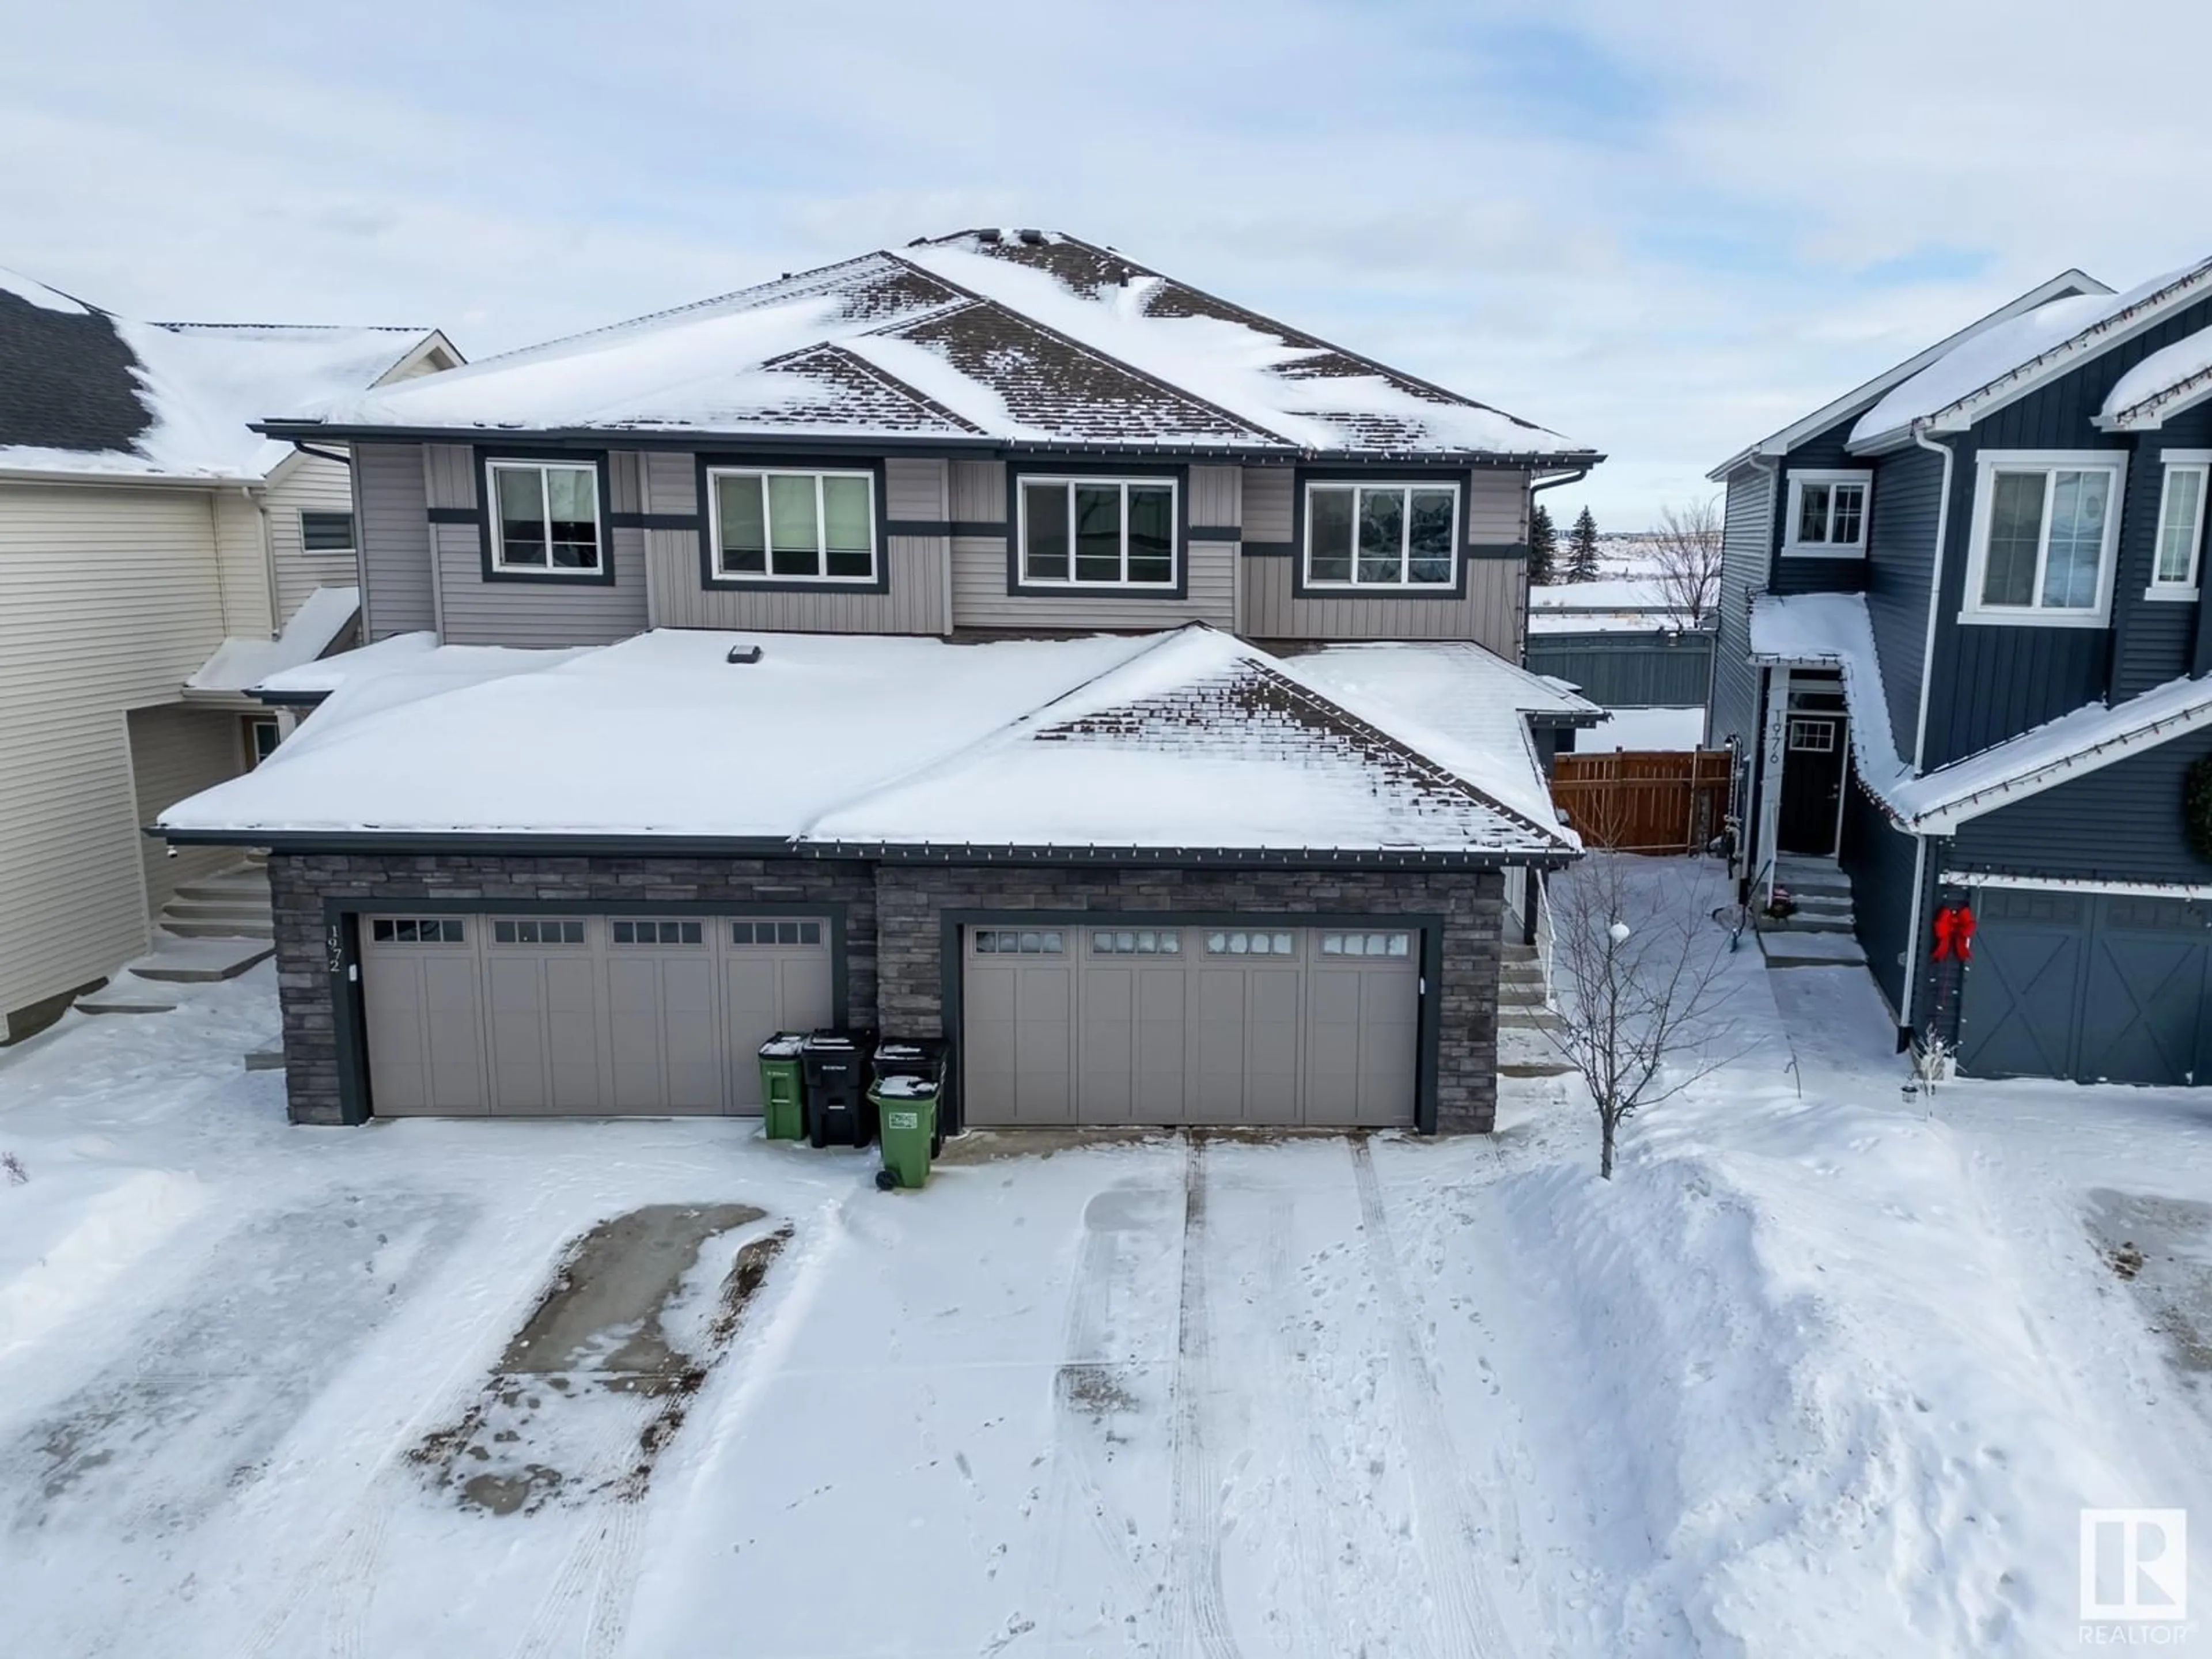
xmin=297 ymin=508 xmax=356 ymax=558
xmin=484 ymin=459 xmax=604 ymax=577
xmin=1958 ymin=450 xmax=2127 ymax=630
xmin=1301 ymin=480 xmax=1463 ymax=590
xmin=1015 ymin=475 xmax=1180 ymax=589
xmin=705 ymin=465 xmax=880 ymax=585
xmin=1780 ymin=469 xmax=1872 ymax=558
xmin=2146 ymin=449 xmax=2210 ymax=601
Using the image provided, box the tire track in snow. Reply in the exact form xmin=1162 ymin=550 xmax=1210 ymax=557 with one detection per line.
xmin=1163 ymin=1136 xmax=1240 ymax=1659
xmin=1350 ymin=1137 xmax=1519 ymax=1659
xmin=1263 ymin=1192 xmax=1335 ymax=1659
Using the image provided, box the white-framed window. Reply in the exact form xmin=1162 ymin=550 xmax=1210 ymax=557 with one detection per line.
xmin=486 ymin=459 xmax=603 ymax=574
xmin=708 ymin=467 xmax=877 ymax=583
xmin=2149 ymin=451 xmax=2210 ymax=600
xmin=1782 ymin=470 xmax=1870 ymax=557
xmin=1304 ymin=481 xmax=1460 ymax=588
xmin=299 ymin=510 xmax=355 ymax=557
xmin=1960 ymin=452 xmax=2127 ymax=628
xmin=1017 ymin=476 xmax=1177 ymax=586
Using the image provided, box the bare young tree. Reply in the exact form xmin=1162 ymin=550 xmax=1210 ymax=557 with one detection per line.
xmin=1541 ymin=853 xmax=1740 ymax=1178
xmin=1650 ymin=497 xmax=1725 ymax=627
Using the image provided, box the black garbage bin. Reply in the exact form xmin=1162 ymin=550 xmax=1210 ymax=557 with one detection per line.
xmin=801 ymin=1029 xmax=877 ymax=1147
xmin=872 ymin=1037 xmax=950 ymax=1157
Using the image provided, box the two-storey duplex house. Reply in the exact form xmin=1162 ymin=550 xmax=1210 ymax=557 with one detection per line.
xmin=0 ymin=267 xmax=456 ymax=1040
xmin=157 ymin=230 xmax=1603 ymax=1135
xmin=1710 ymin=258 xmax=2212 ymax=1086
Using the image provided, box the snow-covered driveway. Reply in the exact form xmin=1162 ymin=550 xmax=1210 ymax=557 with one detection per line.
xmin=0 ymin=969 xmax=1575 ymax=1659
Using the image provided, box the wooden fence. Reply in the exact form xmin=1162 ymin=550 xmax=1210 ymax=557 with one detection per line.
xmin=1550 ymin=749 xmax=1733 ymax=854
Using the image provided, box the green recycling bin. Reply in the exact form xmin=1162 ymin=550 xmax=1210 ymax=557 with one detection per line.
xmin=870 ymin=1078 xmax=939 ymax=1190
xmin=757 ymin=1033 xmax=808 ymax=1141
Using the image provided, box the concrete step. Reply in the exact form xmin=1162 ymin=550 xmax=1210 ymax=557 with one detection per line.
xmin=165 ymin=894 xmax=271 ymax=919
xmin=1759 ymin=931 xmax=1868 ymax=969
xmin=1500 ymin=943 xmax=1539 ymax=965
xmin=1499 ymin=969 xmax=1547 ymax=992
xmin=1763 ymin=915 xmax=1856 ymax=935
xmin=172 ymin=870 xmax=271 ymax=904
xmin=161 ymin=919 xmax=276 ymax=941
xmin=1499 ymin=1009 xmax=1565 ymax=1032
xmin=75 ymin=978 xmax=181 ymax=1016
xmin=244 ymin=1043 xmax=286 ymax=1071
xmin=1773 ymin=860 xmax=1851 ymax=897
xmin=1789 ymin=893 xmax=1854 ymax=916
xmin=1499 ymin=1058 xmax=1579 ymax=1079
xmin=126 ymin=937 xmax=275 ymax=983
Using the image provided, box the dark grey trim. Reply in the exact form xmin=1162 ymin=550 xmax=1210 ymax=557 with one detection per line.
xmin=1188 ymin=524 xmax=1241 ymax=542
xmin=937 ymin=906 xmax=1447 ymax=1137
xmin=425 ymin=506 xmax=476 ymax=525
xmin=884 ymin=518 xmax=953 ymax=538
xmin=1241 ymin=540 xmax=1295 ymax=558
xmin=154 ymin=824 xmax=1573 ymax=870
xmin=1005 ymin=460 xmax=1190 ymax=601
xmin=1465 ymin=543 xmax=1532 ymax=560
xmin=607 ymin=511 xmax=702 ymax=531
xmin=248 ymin=689 xmax=332 ymax=709
xmin=1289 ymin=466 xmax=1476 ymax=600
xmin=253 ymin=418 xmax=1607 ymax=472
xmin=692 ymin=452 xmax=893 ymax=596
xmin=327 ymin=893 xmax=852 ymax=1125
xmin=948 ymin=520 xmax=1006 ymax=538
xmin=474 ymin=446 xmax=618 ymax=588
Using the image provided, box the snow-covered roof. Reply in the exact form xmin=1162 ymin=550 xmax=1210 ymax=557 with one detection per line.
xmin=1705 ymin=269 xmax=2109 ymax=480
xmin=247 ymin=630 xmax=589 ymax=711
xmin=2099 ymin=324 xmax=2212 ymax=430
xmin=183 ymin=586 xmax=359 ymax=694
xmin=271 ymin=232 xmax=1593 ymax=463
xmin=1749 ymin=591 xmax=2212 ymax=832
xmin=1281 ymin=641 xmax=1599 ymax=836
xmin=159 ymin=626 xmax=1575 ymax=862
xmin=0 ymin=266 xmax=450 ymax=482
xmin=1849 ymin=258 xmax=2212 ymax=450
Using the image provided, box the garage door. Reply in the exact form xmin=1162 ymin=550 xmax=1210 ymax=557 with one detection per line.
xmin=960 ymin=922 xmax=1419 ymax=1128
xmin=359 ymin=914 xmax=833 ymax=1116
xmin=1959 ymin=888 xmax=2212 ymax=1085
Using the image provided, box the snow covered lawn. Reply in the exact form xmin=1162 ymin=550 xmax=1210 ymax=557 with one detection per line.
xmin=2 ymin=886 xmax=2210 ymax=1656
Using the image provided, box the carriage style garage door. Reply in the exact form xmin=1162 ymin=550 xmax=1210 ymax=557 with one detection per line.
xmin=960 ymin=922 xmax=1421 ymax=1128
xmin=1959 ymin=887 xmax=2212 ymax=1086
xmin=359 ymin=914 xmax=834 ymax=1116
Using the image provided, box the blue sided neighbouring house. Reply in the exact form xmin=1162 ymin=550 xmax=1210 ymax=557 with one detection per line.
xmin=1709 ymin=258 xmax=2212 ymax=1087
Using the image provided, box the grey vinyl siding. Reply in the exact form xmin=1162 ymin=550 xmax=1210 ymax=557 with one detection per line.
xmin=947 ymin=460 xmax=1236 ymax=631
xmin=1837 ymin=782 xmax=1923 ymax=1020
xmin=1238 ymin=466 xmax=1527 ymax=653
xmin=263 ymin=452 xmax=360 ymax=628
xmin=130 ymin=704 xmax=244 ymax=913
xmin=355 ymin=441 xmax=435 ymax=641
xmin=1948 ymin=724 xmax=2212 ymax=886
xmin=1527 ymin=629 xmax=1714 ymax=707
xmin=427 ymin=443 xmax=648 ymax=647
xmin=2113 ymin=407 xmax=2212 ymax=698
xmin=649 ymin=452 xmax=949 ymax=634
xmin=1861 ymin=440 xmax=1946 ymax=762
xmin=1707 ymin=462 xmax=1771 ymax=749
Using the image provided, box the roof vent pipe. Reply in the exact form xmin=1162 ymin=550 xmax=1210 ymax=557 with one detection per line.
xmin=727 ymin=645 xmax=763 ymax=664
xmin=1018 ymin=229 xmax=1045 ymax=245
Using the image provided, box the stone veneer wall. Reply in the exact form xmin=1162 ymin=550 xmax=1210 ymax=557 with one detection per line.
xmin=873 ymin=864 xmax=1504 ymax=1133
xmin=267 ymin=854 xmax=1502 ymax=1132
xmin=267 ymin=853 xmax=878 ymax=1126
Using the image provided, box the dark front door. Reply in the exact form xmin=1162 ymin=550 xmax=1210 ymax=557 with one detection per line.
xmin=1777 ymin=713 xmax=1846 ymax=855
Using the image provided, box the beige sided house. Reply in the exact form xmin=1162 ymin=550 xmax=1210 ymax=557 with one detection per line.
xmin=163 ymin=230 xmax=1605 ymax=1135
xmin=0 ymin=266 xmax=458 ymax=1038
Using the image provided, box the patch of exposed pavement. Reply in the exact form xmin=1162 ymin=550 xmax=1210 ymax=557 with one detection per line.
xmin=2088 ymin=1188 xmax=2212 ymax=1389
xmin=411 ymin=1203 xmax=790 ymax=1515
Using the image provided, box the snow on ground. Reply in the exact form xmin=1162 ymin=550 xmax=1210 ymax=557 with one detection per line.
xmin=2 ymin=861 xmax=2210 ymax=1656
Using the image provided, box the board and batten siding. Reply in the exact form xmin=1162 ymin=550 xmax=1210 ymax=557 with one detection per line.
xmin=0 ymin=483 xmax=240 ymax=1024
xmin=266 ymin=450 xmax=362 ymax=628
xmin=129 ymin=703 xmax=244 ymax=912
xmin=1237 ymin=467 xmax=1527 ymax=654
xmin=645 ymin=451 xmax=949 ymax=634
xmin=2111 ymin=408 xmax=2212 ymax=699
xmin=425 ymin=443 xmax=647 ymax=647
xmin=1707 ymin=461 xmax=1772 ymax=749
xmin=948 ymin=460 xmax=1237 ymax=631
xmin=355 ymin=441 xmax=435 ymax=641
xmin=1949 ymin=722 xmax=2212 ymax=887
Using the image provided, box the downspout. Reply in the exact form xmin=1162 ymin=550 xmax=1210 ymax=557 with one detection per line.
xmin=1527 ymin=467 xmax=1590 ymax=661
xmin=245 ymin=486 xmax=278 ymax=639
xmin=1897 ymin=426 xmax=1957 ymax=1046
xmin=1745 ymin=452 xmax=1780 ymax=896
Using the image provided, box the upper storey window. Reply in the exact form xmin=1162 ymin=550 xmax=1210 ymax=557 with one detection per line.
xmin=487 ymin=460 xmax=602 ymax=575
xmin=1961 ymin=452 xmax=2126 ymax=627
xmin=1305 ymin=482 xmax=1459 ymax=588
xmin=1782 ymin=471 xmax=1869 ymax=557
xmin=1019 ymin=476 xmax=1176 ymax=587
xmin=710 ymin=468 xmax=877 ymax=583
xmin=2149 ymin=453 xmax=2208 ymax=600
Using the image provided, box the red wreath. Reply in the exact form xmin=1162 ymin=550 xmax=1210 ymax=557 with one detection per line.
xmin=1931 ymin=904 xmax=1976 ymax=961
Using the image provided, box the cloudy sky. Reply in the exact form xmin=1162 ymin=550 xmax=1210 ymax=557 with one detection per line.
xmin=7 ymin=0 xmax=2208 ymax=524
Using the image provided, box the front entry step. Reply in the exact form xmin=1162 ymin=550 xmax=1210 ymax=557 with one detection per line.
xmin=1759 ymin=930 xmax=1868 ymax=969
xmin=124 ymin=937 xmax=275 ymax=983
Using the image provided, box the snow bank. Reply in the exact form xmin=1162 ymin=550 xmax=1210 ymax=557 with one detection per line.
xmin=0 ymin=1168 xmax=204 ymax=1364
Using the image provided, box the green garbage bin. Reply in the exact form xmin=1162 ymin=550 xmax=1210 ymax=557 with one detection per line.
xmin=757 ymin=1033 xmax=808 ymax=1141
xmin=870 ymin=1077 xmax=939 ymax=1190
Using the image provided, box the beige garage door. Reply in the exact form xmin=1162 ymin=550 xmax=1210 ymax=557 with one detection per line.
xmin=360 ymin=914 xmax=832 ymax=1118
xmin=961 ymin=923 xmax=1418 ymax=1128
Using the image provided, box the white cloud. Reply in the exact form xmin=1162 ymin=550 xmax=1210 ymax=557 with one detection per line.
xmin=5 ymin=0 xmax=2208 ymax=525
